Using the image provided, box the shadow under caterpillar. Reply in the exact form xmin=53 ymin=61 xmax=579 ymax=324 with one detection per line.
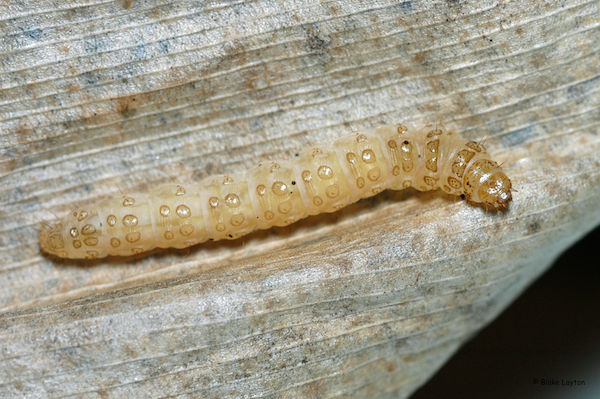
xmin=41 ymin=123 xmax=512 ymax=259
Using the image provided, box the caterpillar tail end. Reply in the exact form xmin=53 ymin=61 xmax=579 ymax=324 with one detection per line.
xmin=40 ymin=221 xmax=69 ymax=258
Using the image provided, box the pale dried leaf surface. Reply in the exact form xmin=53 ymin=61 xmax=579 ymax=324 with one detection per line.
xmin=1 ymin=0 xmax=599 ymax=398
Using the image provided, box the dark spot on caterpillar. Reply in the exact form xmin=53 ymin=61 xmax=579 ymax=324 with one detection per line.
xmin=228 ymin=235 xmax=233 ymax=238
xmin=292 ymin=181 xmax=296 ymax=185
xmin=460 ymin=194 xmax=466 ymax=200
xmin=295 ymin=153 xmax=299 ymax=157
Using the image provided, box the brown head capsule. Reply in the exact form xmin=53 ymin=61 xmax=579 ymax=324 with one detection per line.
xmin=463 ymin=160 xmax=512 ymax=208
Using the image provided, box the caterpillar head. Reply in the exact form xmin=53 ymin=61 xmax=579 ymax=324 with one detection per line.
xmin=464 ymin=160 xmax=512 ymax=209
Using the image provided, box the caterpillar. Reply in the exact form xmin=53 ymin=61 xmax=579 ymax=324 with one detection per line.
xmin=40 ymin=123 xmax=512 ymax=259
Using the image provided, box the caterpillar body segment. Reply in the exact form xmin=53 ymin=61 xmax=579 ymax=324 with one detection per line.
xmin=41 ymin=123 xmax=512 ymax=259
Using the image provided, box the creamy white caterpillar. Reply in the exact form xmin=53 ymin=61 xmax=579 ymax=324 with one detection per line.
xmin=41 ymin=123 xmax=512 ymax=259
